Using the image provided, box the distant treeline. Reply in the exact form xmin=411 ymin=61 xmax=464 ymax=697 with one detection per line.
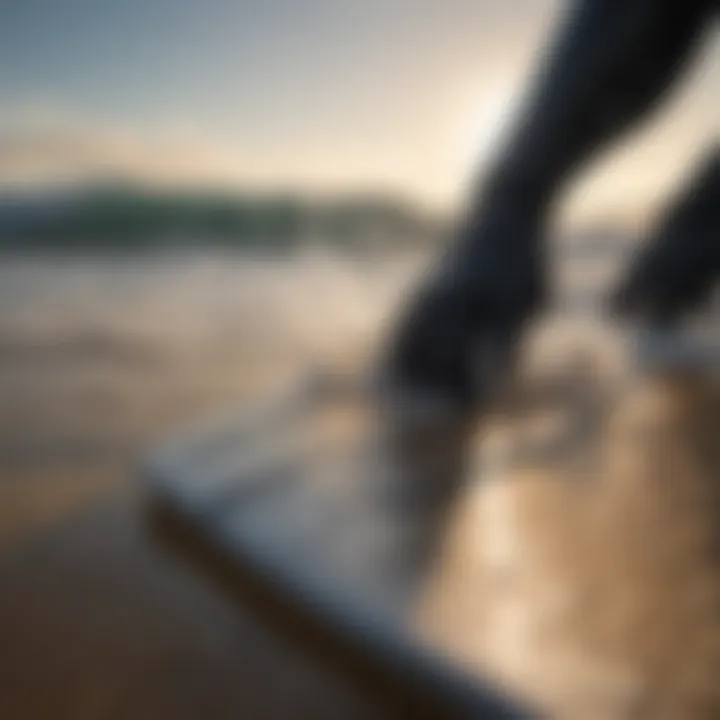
xmin=0 ymin=184 xmax=446 ymax=250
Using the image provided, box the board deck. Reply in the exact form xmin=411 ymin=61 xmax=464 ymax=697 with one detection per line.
xmin=144 ymin=319 xmax=720 ymax=719
xmin=144 ymin=374 xmax=538 ymax=719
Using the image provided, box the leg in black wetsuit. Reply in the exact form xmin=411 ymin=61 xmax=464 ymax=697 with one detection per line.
xmin=613 ymin=147 xmax=720 ymax=324
xmin=385 ymin=0 xmax=718 ymax=410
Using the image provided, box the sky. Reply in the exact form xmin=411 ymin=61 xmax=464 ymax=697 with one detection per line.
xmin=1 ymin=0 xmax=718 ymax=227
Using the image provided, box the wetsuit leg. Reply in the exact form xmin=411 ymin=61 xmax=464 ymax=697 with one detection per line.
xmin=479 ymin=0 xmax=716 ymax=211
xmin=613 ymin=147 xmax=720 ymax=324
xmin=386 ymin=0 xmax=716 ymax=407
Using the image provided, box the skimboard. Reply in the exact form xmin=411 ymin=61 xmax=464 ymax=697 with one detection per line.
xmin=144 ymin=368 xmax=537 ymax=719
xmin=144 ymin=319 xmax=719 ymax=719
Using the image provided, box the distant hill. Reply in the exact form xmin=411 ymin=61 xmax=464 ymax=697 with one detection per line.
xmin=0 ymin=183 xmax=446 ymax=251
xmin=0 ymin=182 xmax=632 ymax=259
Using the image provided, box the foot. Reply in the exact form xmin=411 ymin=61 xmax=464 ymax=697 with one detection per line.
xmin=628 ymin=323 xmax=720 ymax=373
xmin=382 ymin=196 xmax=544 ymax=410
xmin=369 ymin=385 xmax=475 ymax=513
xmin=369 ymin=197 xmax=544 ymax=515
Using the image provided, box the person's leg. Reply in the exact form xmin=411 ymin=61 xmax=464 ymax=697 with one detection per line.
xmin=385 ymin=0 xmax=716 ymax=410
xmin=612 ymin=148 xmax=720 ymax=325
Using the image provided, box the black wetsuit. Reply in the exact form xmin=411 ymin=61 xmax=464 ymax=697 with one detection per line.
xmin=386 ymin=0 xmax=720 ymax=408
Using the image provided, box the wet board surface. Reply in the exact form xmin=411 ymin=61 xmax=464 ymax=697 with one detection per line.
xmin=145 ymin=373 xmax=539 ymax=718
xmin=144 ymin=319 xmax=720 ymax=719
